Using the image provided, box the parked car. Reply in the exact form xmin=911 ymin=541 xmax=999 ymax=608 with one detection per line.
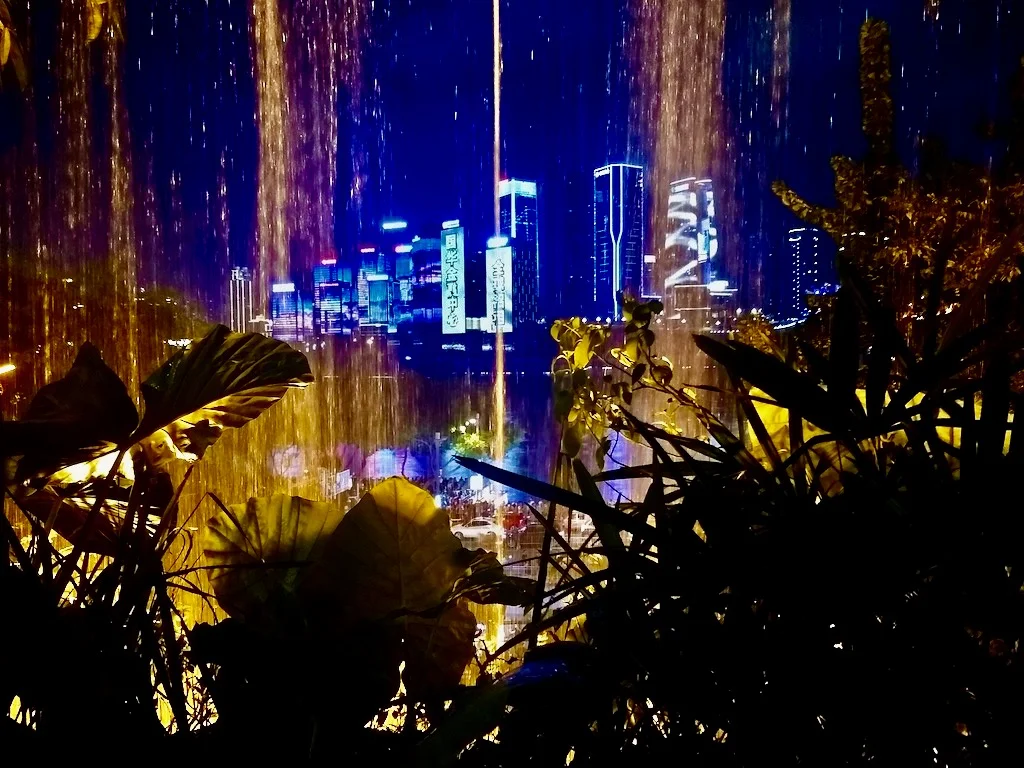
xmin=451 ymin=516 xmax=504 ymax=541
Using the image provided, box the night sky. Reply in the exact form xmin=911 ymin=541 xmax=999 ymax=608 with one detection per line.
xmin=4 ymin=0 xmax=1022 ymax=318
xmin=371 ymin=0 xmax=1024 ymax=314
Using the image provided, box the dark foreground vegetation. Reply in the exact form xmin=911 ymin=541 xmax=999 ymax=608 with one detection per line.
xmin=3 ymin=18 xmax=1024 ymax=766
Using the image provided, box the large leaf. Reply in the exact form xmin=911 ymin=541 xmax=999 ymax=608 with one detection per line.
xmin=399 ymin=600 xmax=478 ymax=700
xmin=302 ymin=477 xmax=465 ymax=625
xmin=0 ymin=343 xmax=138 ymax=481
xmin=203 ymin=493 xmax=346 ymax=621
xmin=86 ymin=0 xmax=104 ymax=43
xmin=302 ymin=478 xmax=478 ymax=701
xmin=827 ymin=285 xmax=861 ymax=412
xmin=132 ymin=325 xmax=312 ymax=462
xmin=0 ymin=4 xmax=27 ymax=89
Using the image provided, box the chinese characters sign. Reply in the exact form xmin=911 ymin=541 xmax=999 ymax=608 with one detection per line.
xmin=441 ymin=226 xmax=466 ymax=334
xmin=485 ymin=244 xmax=513 ymax=333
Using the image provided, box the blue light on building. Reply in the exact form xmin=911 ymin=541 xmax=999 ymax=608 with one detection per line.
xmin=366 ymin=274 xmax=392 ymax=326
xmin=784 ymin=227 xmax=838 ymax=324
xmin=664 ymin=177 xmax=719 ymax=293
xmin=270 ymin=282 xmax=312 ymax=342
xmin=312 ymin=260 xmax=347 ymax=335
xmin=498 ymin=179 xmax=540 ymax=330
xmin=594 ymin=163 xmax=645 ymax=319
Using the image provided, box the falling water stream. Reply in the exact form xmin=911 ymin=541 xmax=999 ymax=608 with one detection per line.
xmin=1 ymin=0 xmax=779 ymax=668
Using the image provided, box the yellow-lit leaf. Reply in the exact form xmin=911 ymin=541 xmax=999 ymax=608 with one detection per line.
xmin=203 ymin=493 xmax=345 ymax=620
xmin=133 ymin=325 xmax=312 ymax=463
xmin=692 ymin=519 xmax=707 ymax=543
xmin=573 ymin=334 xmax=591 ymax=369
xmin=562 ymin=422 xmax=583 ymax=458
xmin=400 ymin=600 xmax=477 ymax=698
xmin=303 ymin=477 xmax=476 ymax=699
xmin=1 ymin=27 xmax=10 ymax=66
xmin=303 ymin=477 xmax=464 ymax=626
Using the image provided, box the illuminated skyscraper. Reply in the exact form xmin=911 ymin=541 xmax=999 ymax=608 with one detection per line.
xmin=664 ymin=177 xmax=719 ymax=294
xmin=594 ymin=164 xmax=644 ymax=319
xmin=642 ymin=254 xmax=658 ymax=299
xmin=229 ymin=267 xmax=254 ymax=333
xmin=411 ymin=236 xmax=443 ymax=325
xmin=662 ymin=178 xmax=736 ymax=330
xmin=439 ymin=220 xmax=466 ymax=333
xmin=484 ymin=235 xmax=513 ymax=334
xmin=498 ymin=179 xmax=540 ymax=329
xmin=270 ymin=282 xmax=311 ymax=342
xmin=786 ymin=227 xmax=837 ymax=322
xmin=312 ymin=258 xmax=347 ymax=335
xmin=366 ymin=274 xmax=392 ymax=326
xmin=394 ymin=242 xmax=415 ymax=325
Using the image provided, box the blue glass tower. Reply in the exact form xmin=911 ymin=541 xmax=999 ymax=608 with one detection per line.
xmin=498 ymin=179 xmax=540 ymax=330
xmin=594 ymin=163 xmax=645 ymax=319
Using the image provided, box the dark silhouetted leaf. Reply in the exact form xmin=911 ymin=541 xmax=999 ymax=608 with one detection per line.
xmin=694 ymin=335 xmax=851 ymax=434
xmin=0 ymin=343 xmax=137 ymax=481
xmin=302 ymin=478 xmax=475 ymax=701
xmin=452 ymin=548 xmax=533 ymax=606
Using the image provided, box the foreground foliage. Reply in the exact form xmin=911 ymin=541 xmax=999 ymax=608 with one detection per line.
xmin=0 ymin=326 xmax=529 ymax=757
xmin=417 ymin=20 xmax=1024 ymax=768
xmin=451 ymin=280 xmax=1024 ymax=765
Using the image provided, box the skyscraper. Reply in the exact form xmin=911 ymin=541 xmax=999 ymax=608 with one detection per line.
xmin=786 ymin=227 xmax=837 ymax=322
xmin=229 ymin=267 xmax=254 ymax=333
xmin=664 ymin=178 xmax=719 ymax=291
xmin=498 ymin=179 xmax=540 ymax=329
xmin=484 ymin=235 xmax=513 ymax=334
xmin=394 ymin=243 xmax=415 ymax=324
xmin=642 ymin=254 xmax=658 ymax=299
xmin=270 ymin=282 xmax=311 ymax=342
xmin=593 ymin=164 xmax=644 ymax=319
xmin=366 ymin=274 xmax=392 ymax=326
xmin=411 ymin=236 xmax=444 ymax=325
xmin=312 ymin=258 xmax=348 ymax=335
xmin=440 ymin=220 xmax=466 ymax=334
xmin=662 ymin=178 xmax=735 ymax=329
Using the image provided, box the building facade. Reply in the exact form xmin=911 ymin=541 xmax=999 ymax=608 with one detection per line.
xmin=663 ymin=178 xmax=721 ymax=319
xmin=593 ymin=163 xmax=644 ymax=319
xmin=270 ymin=282 xmax=311 ymax=342
xmin=312 ymin=259 xmax=348 ymax=335
xmin=785 ymin=227 xmax=837 ymax=324
xmin=228 ymin=266 xmax=254 ymax=333
xmin=664 ymin=177 xmax=719 ymax=290
xmin=366 ymin=274 xmax=392 ymax=327
xmin=439 ymin=221 xmax=466 ymax=333
xmin=498 ymin=179 xmax=540 ymax=330
xmin=484 ymin=236 xmax=514 ymax=334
